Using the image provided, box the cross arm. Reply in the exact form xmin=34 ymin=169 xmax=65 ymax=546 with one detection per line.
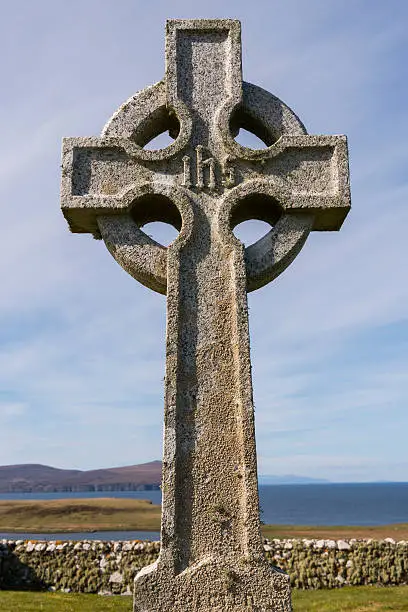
xmin=61 ymin=135 xmax=184 ymax=235
xmin=223 ymin=134 xmax=350 ymax=231
xmin=61 ymin=137 xmax=132 ymax=235
xmin=217 ymin=133 xmax=350 ymax=291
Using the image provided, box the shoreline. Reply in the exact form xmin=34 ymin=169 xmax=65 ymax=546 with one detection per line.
xmin=2 ymin=523 xmax=408 ymax=541
xmin=1 ymin=497 xmax=407 ymax=540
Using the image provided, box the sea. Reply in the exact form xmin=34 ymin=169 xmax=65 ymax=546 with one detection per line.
xmin=1 ymin=483 xmax=407 ymax=541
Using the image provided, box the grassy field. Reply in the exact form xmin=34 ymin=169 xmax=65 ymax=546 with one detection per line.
xmin=0 ymin=498 xmax=160 ymax=533
xmin=262 ymin=523 xmax=408 ymax=540
xmin=1 ymin=588 xmax=408 ymax=611
xmin=294 ymin=586 xmax=408 ymax=610
xmin=1 ymin=498 xmax=408 ymax=540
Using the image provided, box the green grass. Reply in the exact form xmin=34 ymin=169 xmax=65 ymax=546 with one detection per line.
xmin=0 ymin=591 xmax=131 ymax=611
xmin=294 ymin=586 xmax=408 ymax=610
xmin=1 ymin=587 xmax=408 ymax=611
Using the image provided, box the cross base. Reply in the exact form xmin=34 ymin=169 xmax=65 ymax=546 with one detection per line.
xmin=133 ymin=557 xmax=292 ymax=611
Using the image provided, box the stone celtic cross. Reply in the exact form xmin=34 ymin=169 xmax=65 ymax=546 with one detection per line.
xmin=61 ymin=19 xmax=350 ymax=612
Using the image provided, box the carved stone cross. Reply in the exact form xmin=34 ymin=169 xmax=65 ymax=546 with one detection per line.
xmin=61 ymin=19 xmax=350 ymax=612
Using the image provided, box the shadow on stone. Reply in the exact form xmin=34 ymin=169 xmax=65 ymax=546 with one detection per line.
xmin=0 ymin=543 xmax=47 ymax=591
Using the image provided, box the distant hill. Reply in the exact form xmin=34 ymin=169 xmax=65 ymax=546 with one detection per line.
xmin=0 ymin=462 xmax=330 ymax=492
xmin=0 ymin=461 xmax=162 ymax=493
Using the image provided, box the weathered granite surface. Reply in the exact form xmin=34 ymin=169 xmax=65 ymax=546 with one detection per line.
xmin=61 ymin=18 xmax=350 ymax=612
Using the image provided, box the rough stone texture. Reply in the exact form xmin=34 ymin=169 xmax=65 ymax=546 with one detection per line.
xmin=60 ymin=19 xmax=350 ymax=612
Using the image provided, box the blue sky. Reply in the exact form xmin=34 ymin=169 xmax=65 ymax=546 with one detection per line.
xmin=0 ymin=0 xmax=407 ymax=482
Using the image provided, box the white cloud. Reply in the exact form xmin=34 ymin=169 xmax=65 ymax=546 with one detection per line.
xmin=0 ymin=402 xmax=27 ymax=421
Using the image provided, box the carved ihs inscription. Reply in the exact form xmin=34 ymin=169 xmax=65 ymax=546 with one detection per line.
xmin=182 ymin=145 xmax=235 ymax=191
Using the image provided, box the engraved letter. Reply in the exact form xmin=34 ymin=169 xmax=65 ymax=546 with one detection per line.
xmin=196 ymin=145 xmax=205 ymax=189
xmin=222 ymin=161 xmax=235 ymax=188
xmin=182 ymin=155 xmax=191 ymax=188
xmin=202 ymin=156 xmax=216 ymax=190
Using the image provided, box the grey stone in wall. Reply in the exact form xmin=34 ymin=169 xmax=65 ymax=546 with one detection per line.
xmin=1 ymin=539 xmax=406 ymax=594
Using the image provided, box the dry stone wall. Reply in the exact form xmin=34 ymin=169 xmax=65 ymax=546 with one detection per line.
xmin=0 ymin=538 xmax=407 ymax=593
